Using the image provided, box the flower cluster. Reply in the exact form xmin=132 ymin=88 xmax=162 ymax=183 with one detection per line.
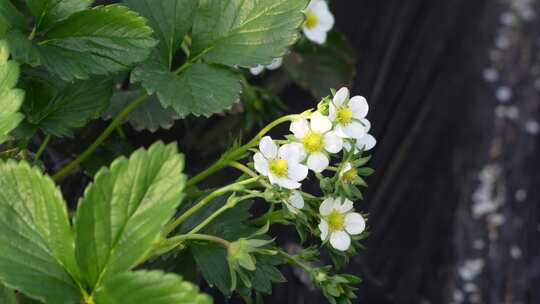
xmin=252 ymin=87 xmax=375 ymax=251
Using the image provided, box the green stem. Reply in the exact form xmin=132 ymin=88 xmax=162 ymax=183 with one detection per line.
xmin=167 ymin=233 xmax=231 ymax=248
xmin=278 ymin=250 xmax=313 ymax=272
xmin=52 ymin=93 xmax=148 ymax=181
xmin=185 ymin=113 xmax=303 ymax=188
xmin=189 ymin=193 xmax=260 ymax=234
xmin=164 ymin=177 xmax=258 ymax=236
xmin=34 ymin=134 xmax=51 ymax=161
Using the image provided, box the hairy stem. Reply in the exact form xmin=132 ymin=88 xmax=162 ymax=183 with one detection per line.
xmin=34 ymin=134 xmax=51 ymax=161
xmin=52 ymin=94 xmax=148 ymax=181
xmin=164 ymin=177 xmax=259 ymax=236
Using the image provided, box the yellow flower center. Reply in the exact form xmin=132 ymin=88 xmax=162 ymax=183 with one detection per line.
xmin=302 ymin=131 xmax=324 ymax=153
xmin=305 ymin=10 xmax=318 ymax=29
xmin=336 ymin=107 xmax=353 ymax=125
xmin=342 ymin=168 xmax=358 ymax=184
xmin=327 ymin=210 xmax=345 ymax=231
xmin=269 ymin=159 xmax=288 ymax=177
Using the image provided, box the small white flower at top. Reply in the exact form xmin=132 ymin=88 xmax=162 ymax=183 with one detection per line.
xmin=254 ymin=136 xmax=308 ymax=189
xmin=318 ymin=197 xmax=366 ymax=251
xmin=303 ymin=0 xmax=335 ymax=44
xmin=250 ymin=57 xmax=283 ymax=75
xmin=290 ymin=112 xmax=342 ymax=173
xmin=329 ymin=87 xmax=370 ymax=140
xmin=284 ymin=191 xmax=304 ymax=214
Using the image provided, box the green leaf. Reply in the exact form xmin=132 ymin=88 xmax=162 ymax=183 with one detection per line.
xmin=26 ymin=0 xmax=93 ymax=30
xmin=5 ymin=30 xmax=41 ymax=66
xmin=94 ymin=270 xmax=212 ymax=304
xmin=18 ymin=5 xmax=157 ymax=81
xmin=192 ymin=0 xmax=308 ymax=68
xmin=74 ymin=142 xmax=186 ymax=289
xmin=132 ymin=61 xmax=241 ymax=117
xmin=0 ymin=40 xmax=24 ymax=144
xmin=0 ymin=160 xmax=81 ymax=303
xmin=0 ymin=0 xmax=26 ymax=37
xmin=284 ymin=32 xmax=356 ymax=98
xmin=24 ymin=77 xmax=113 ymax=137
xmin=0 ymin=284 xmax=17 ymax=304
xmin=104 ymin=88 xmax=179 ymax=132
xmin=124 ymin=0 xmax=196 ymax=68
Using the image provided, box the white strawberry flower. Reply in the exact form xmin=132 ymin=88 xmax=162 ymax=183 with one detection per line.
xmin=318 ymin=197 xmax=366 ymax=251
xmin=329 ymin=87 xmax=370 ymax=139
xmin=284 ymin=191 xmax=305 ymax=214
xmin=290 ymin=112 xmax=343 ymax=173
xmin=250 ymin=57 xmax=283 ymax=75
xmin=343 ymin=118 xmax=377 ymax=152
xmin=254 ymin=136 xmax=308 ymax=189
xmin=303 ymin=0 xmax=335 ymax=44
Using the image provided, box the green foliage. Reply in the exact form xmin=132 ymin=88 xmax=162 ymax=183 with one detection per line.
xmin=75 ymin=142 xmax=186 ymax=288
xmin=192 ymin=0 xmax=308 ymax=67
xmin=105 ymin=88 xmax=179 ymax=132
xmin=24 ymin=77 xmax=113 ymax=137
xmin=0 ymin=284 xmax=17 ymax=304
xmin=284 ymin=32 xmax=356 ymax=98
xmin=94 ymin=270 xmax=212 ymax=304
xmin=133 ymin=61 xmax=242 ymax=117
xmin=8 ymin=5 xmax=157 ymax=81
xmin=0 ymin=160 xmax=81 ymax=303
xmin=25 ymin=0 xmax=93 ymax=30
xmin=0 ymin=40 xmax=24 ymax=144
xmin=0 ymin=0 xmax=25 ymax=37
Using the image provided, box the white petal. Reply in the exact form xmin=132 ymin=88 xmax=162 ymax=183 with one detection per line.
xmin=303 ymin=27 xmax=327 ymax=44
xmin=310 ymin=112 xmax=332 ymax=133
xmin=254 ymin=152 xmax=268 ymax=176
xmin=250 ymin=65 xmax=264 ymax=75
xmin=319 ymin=219 xmax=329 ymax=240
xmin=323 ymin=131 xmax=343 ymax=153
xmin=334 ymin=124 xmax=349 ymax=138
xmin=348 ymin=96 xmax=369 ymax=119
xmin=276 ymin=177 xmax=301 ymax=189
xmin=319 ymin=197 xmax=336 ymax=216
xmin=333 ymin=87 xmax=349 ymax=107
xmin=345 ymin=213 xmax=366 ymax=235
xmin=290 ymin=118 xmax=309 ymax=138
xmin=289 ymin=191 xmax=305 ymax=209
xmin=339 ymin=198 xmax=354 ymax=213
xmin=356 ymin=134 xmax=377 ymax=151
xmin=268 ymin=173 xmax=279 ymax=185
xmin=317 ymin=8 xmax=335 ymax=31
xmin=285 ymin=202 xmax=298 ymax=214
xmin=329 ymin=103 xmax=337 ymax=121
xmin=279 ymin=142 xmax=306 ymax=162
xmin=343 ymin=121 xmax=367 ymax=139
xmin=259 ymin=136 xmax=277 ymax=159
xmin=266 ymin=57 xmax=283 ymax=70
xmin=360 ymin=118 xmax=371 ymax=132
xmin=287 ymin=162 xmax=309 ymax=182
xmin=307 ymin=152 xmax=329 ymax=173
xmin=330 ymin=231 xmax=351 ymax=251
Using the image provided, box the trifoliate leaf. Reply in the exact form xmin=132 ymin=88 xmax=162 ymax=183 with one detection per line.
xmin=25 ymin=0 xmax=93 ymax=30
xmin=24 ymin=77 xmax=113 ymax=137
xmin=0 ymin=160 xmax=81 ymax=303
xmin=104 ymin=88 xmax=179 ymax=132
xmin=192 ymin=0 xmax=308 ymax=67
xmin=124 ymin=0 xmax=196 ymax=68
xmin=94 ymin=270 xmax=212 ymax=304
xmin=0 ymin=40 xmax=24 ymax=144
xmin=0 ymin=0 xmax=25 ymax=37
xmin=284 ymin=31 xmax=356 ymax=98
xmin=132 ymin=61 xmax=241 ymax=117
xmin=74 ymin=142 xmax=186 ymax=289
xmin=15 ymin=5 xmax=157 ymax=81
